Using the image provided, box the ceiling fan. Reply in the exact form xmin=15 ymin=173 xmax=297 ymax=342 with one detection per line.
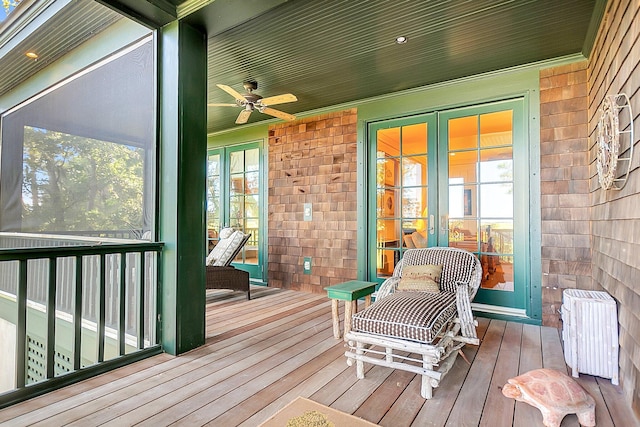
xmin=208 ymin=80 xmax=298 ymax=124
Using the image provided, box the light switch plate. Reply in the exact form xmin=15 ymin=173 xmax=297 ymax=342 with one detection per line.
xmin=303 ymin=203 xmax=312 ymax=221
xmin=303 ymin=256 xmax=312 ymax=274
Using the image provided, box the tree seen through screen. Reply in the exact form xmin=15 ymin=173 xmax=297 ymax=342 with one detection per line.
xmin=21 ymin=126 xmax=144 ymax=234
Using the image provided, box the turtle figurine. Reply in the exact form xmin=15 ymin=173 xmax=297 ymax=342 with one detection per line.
xmin=502 ymin=368 xmax=596 ymax=427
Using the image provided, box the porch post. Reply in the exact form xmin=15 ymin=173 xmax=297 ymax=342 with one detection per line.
xmin=158 ymin=21 xmax=207 ymax=355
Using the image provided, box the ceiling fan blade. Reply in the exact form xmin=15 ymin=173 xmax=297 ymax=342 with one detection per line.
xmin=207 ymin=103 xmax=238 ymax=107
xmin=236 ymin=109 xmax=252 ymax=124
xmin=216 ymin=84 xmax=246 ymax=102
xmin=259 ymin=93 xmax=298 ymax=106
xmin=262 ymin=107 xmax=296 ymax=121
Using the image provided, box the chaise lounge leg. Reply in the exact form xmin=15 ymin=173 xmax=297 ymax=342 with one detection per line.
xmin=386 ymin=347 xmax=393 ymax=363
xmin=422 ymin=355 xmax=434 ymax=399
xmin=356 ymin=341 xmax=365 ymax=379
xmin=421 ymin=366 xmax=434 ymax=399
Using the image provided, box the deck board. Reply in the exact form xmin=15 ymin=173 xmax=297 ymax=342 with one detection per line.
xmin=0 ymin=287 xmax=636 ymax=427
xmin=513 ymin=323 xmax=545 ymax=427
xmin=478 ymin=321 xmax=522 ymax=427
xmin=410 ymin=317 xmax=490 ymax=427
xmin=445 ymin=319 xmax=506 ymax=427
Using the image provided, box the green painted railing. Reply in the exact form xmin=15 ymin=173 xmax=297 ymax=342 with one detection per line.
xmin=0 ymin=233 xmax=164 ymax=408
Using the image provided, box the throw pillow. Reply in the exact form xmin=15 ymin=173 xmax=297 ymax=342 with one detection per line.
xmin=397 ymin=264 xmax=443 ymax=293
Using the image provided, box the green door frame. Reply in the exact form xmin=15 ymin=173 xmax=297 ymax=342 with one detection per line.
xmin=437 ymin=97 xmax=529 ymax=312
xmin=367 ymin=113 xmax=438 ymax=285
xmin=357 ymin=67 xmax=541 ymax=324
xmin=367 ymin=98 xmax=529 ymax=314
xmin=207 ymin=142 xmax=266 ymax=282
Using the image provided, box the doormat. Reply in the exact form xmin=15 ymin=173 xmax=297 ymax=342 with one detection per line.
xmin=258 ymin=396 xmax=380 ymax=427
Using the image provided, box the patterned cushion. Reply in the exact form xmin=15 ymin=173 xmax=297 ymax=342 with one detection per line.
xmin=206 ymin=230 xmax=247 ymax=266
xmin=351 ymin=291 xmax=457 ymax=344
xmin=212 ymin=231 xmax=246 ymax=266
xmin=397 ymin=248 xmax=476 ymax=293
xmin=397 ymin=264 xmax=442 ymax=292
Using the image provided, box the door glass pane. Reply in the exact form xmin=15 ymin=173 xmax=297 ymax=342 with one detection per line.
xmin=230 ymin=151 xmax=244 ymax=174
xmin=206 ymin=153 xmax=221 ymax=251
xmin=229 ymin=195 xmax=245 ymax=229
xmin=229 ymin=148 xmax=259 ymax=265
xmin=481 ymin=220 xmax=514 ymax=291
xmin=375 ymin=122 xmax=429 ymax=278
xmin=230 ymin=173 xmax=244 ymax=195
xmin=245 ymin=148 xmax=259 ymax=171
xmin=246 ymin=171 xmax=259 ymax=194
xmin=480 ymin=147 xmax=513 ymax=182
xmin=449 ymin=116 xmax=477 ymax=150
xmin=447 ymin=109 xmax=514 ymax=291
xmin=401 ymin=123 xmax=427 ymax=156
xmin=449 ymin=150 xmax=477 ymax=182
xmin=480 ymin=110 xmax=512 ymax=147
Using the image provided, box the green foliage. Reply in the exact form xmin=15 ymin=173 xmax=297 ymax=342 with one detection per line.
xmin=21 ymin=126 xmax=145 ymax=234
xmin=2 ymin=0 xmax=20 ymax=14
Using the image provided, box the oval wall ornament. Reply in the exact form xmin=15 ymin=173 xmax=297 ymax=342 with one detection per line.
xmin=596 ymin=93 xmax=634 ymax=190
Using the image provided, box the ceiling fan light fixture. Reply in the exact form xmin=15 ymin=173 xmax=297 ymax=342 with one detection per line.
xmin=395 ymin=35 xmax=408 ymax=44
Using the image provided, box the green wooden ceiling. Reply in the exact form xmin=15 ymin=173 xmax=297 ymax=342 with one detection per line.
xmin=0 ymin=0 xmax=605 ymax=134
xmin=194 ymin=0 xmax=602 ymax=133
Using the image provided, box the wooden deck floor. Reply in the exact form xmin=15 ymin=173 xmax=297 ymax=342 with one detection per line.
xmin=1 ymin=286 xmax=637 ymax=426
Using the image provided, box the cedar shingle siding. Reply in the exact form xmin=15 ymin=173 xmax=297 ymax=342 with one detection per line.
xmin=540 ymin=61 xmax=592 ymax=328
xmin=267 ymin=109 xmax=358 ymax=293
xmin=587 ymin=0 xmax=640 ymax=412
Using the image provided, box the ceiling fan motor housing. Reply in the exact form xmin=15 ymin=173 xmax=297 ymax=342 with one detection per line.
xmin=243 ymin=80 xmax=258 ymax=92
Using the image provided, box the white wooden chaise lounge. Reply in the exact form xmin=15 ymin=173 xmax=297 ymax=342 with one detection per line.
xmin=345 ymin=247 xmax=482 ymax=399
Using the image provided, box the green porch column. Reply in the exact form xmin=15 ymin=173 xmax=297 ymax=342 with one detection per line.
xmin=158 ymin=21 xmax=207 ymax=355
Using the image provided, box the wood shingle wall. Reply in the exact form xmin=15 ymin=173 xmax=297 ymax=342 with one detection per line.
xmin=539 ymin=61 xmax=592 ymax=328
xmin=587 ymin=0 xmax=640 ymax=413
xmin=267 ymin=109 xmax=358 ymax=293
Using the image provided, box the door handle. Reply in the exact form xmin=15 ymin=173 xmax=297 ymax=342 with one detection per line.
xmin=440 ymin=215 xmax=448 ymax=235
xmin=429 ymin=215 xmax=435 ymax=235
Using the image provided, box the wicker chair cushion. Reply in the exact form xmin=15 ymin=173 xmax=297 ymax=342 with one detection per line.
xmin=351 ymin=291 xmax=457 ymax=344
xmin=397 ymin=248 xmax=476 ymax=293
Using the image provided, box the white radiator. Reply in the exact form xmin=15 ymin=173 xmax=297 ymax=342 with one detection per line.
xmin=561 ymin=289 xmax=619 ymax=385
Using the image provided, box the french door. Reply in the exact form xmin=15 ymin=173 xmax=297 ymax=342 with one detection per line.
xmin=207 ymin=142 xmax=263 ymax=281
xmin=369 ymin=98 xmax=528 ymax=314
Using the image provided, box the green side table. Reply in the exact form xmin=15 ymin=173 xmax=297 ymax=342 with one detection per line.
xmin=324 ymin=280 xmax=377 ymax=339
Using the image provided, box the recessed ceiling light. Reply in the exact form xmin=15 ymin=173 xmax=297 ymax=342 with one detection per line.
xmin=25 ymin=52 xmax=38 ymax=59
xmin=395 ymin=36 xmax=408 ymax=44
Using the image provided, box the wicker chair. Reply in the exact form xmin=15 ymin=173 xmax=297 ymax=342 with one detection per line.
xmin=345 ymin=247 xmax=482 ymax=399
xmin=205 ymin=228 xmax=252 ymax=300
